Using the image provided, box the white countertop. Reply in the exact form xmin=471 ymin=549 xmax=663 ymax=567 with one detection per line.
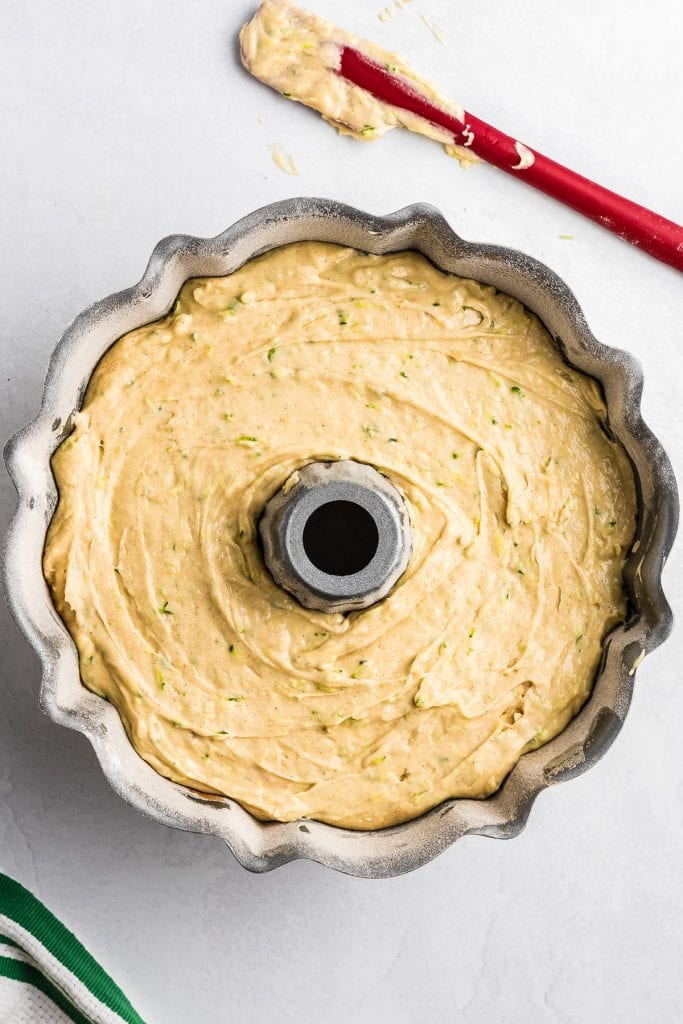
xmin=1 ymin=2 xmax=682 ymax=1021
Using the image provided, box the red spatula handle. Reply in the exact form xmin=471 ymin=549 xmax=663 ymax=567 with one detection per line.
xmin=340 ymin=46 xmax=683 ymax=272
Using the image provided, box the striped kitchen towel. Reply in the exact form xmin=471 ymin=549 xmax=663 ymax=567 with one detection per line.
xmin=0 ymin=873 xmax=146 ymax=1023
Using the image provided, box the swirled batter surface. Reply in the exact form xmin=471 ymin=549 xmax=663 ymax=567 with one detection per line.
xmin=44 ymin=242 xmax=636 ymax=829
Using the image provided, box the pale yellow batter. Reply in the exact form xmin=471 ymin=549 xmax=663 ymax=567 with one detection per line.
xmin=44 ymin=242 xmax=636 ymax=829
xmin=240 ymin=0 xmax=480 ymax=167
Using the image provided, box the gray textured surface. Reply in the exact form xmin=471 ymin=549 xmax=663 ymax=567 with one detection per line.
xmin=1 ymin=0 xmax=682 ymax=1021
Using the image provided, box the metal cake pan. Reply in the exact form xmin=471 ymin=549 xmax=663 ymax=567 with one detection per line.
xmin=2 ymin=199 xmax=678 ymax=877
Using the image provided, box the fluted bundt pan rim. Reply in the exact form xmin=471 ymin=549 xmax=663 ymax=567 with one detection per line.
xmin=2 ymin=198 xmax=678 ymax=877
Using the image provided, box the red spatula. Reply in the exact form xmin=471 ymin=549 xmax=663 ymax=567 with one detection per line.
xmin=339 ymin=46 xmax=683 ymax=272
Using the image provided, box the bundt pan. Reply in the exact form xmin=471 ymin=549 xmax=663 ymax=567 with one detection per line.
xmin=2 ymin=199 xmax=678 ymax=878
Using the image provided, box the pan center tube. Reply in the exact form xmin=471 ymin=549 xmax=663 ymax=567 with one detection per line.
xmin=259 ymin=460 xmax=412 ymax=614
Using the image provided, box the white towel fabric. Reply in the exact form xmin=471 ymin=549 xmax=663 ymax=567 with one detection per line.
xmin=0 ymin=874 xmax=146 ymax=1024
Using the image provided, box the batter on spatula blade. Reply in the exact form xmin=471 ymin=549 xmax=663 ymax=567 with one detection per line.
xmin=240 ymin=0 xmax=479 ymax=166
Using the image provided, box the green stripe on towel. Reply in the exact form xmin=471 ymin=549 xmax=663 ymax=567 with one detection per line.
xmin=0 ymin=955 xmax=92 ymax=1024
xmin=0 ymin=874 xmax=145 ymax=1024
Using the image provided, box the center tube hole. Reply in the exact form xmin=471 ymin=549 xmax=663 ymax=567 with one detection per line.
xmin=302 ymin=500 xmax=379 ymax=576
